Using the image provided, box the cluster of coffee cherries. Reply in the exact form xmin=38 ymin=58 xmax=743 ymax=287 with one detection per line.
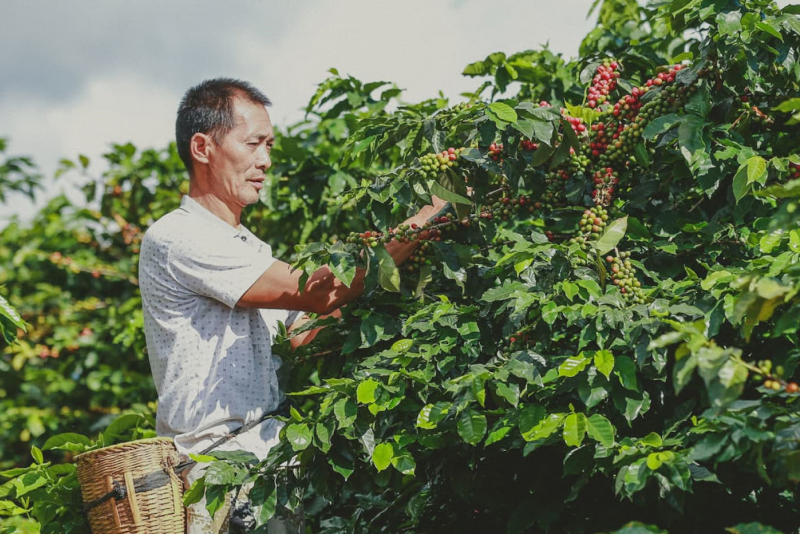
xmin=610 ymin=86 xmax=647 ymax=121
xmin=500 ymin=330 xmax=533 ymax=357
xmin=406 ymin=240 xmax=434 ymax=272
xmin=756 ymin=360 xmax=800 ymax=393
xmin=479 ymin=194 xmax=537 ymax=221
xmin=647 ymin=65 xmax=683 ymax=86
xmin=763 ymin=378 xmax=799 ymax=393
xmin=591 ymin=167 xmax=620 ymax=206
xmin=563 ymin=113 xmax=587 ymax=135
xmin=579 ymin=206 xmax=609 ymax=238
xmin=346 ymin=214 xmax=460 ymax=248
xmin=587 ymin=59 xmax=621 ymax=108
xmin=418 ymin=147 xmax=465 ymax=179
xmin=37 ymin=345 xmax=61 ymax=359
xmin=789 ymin=162 xmax=800 ymax=180
xmin=568 ymin=147 xmax=591 ymax=175
xmin=606 ymin=252 xmax=645 ymax=303
xmin=488 ymin=142 xmax=504 ymax=162
xmin=597 ymin=82 xmax=698 ymax=168
xmin=588 ymin=121 xmax=623 ymax=158
xmin=568 ymin=206 xmax=609 ymax=250
xmin=520 ymin=139 xmax=538 ymax=151
xmin=536 ymin=169 xmax=571 ymax=210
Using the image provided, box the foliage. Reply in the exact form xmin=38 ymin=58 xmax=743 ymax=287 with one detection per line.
xmin=2 ymin=0 xmax=800 ymax=532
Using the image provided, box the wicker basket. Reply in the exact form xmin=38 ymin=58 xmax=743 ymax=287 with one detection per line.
xmin=76 ymin=437 xmax=185 ymax=534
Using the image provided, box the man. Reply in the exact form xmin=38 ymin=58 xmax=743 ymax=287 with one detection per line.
xmin=138 ymin=78 xmax=447 ymax=533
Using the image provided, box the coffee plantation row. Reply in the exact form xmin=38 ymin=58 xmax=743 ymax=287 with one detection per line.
xmin=2 ymin=0 xmax=800 ymax=532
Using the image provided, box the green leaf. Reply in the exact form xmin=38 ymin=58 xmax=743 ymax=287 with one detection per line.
xmin=430 ymin=180 xmax=472 ymax=205
xmin=518 ymin=404 xmax=547 ymax=435
xmin=204 ymin=484 xmax=229 ymax=522
xmin=357 ymin=379 xmax=380 ymax=404
xmin=203 ymin=462 xmax=236 ymax=485
xmin=328 ymin=454 xmax=355 ymax=480
xmin=593 ymin=217 xmax=628 ymax=255
xmin=640 ymin=432 xmax=663 ymax=448
xmin=391 ymin=451 xmax=417 ymax=475
xmin=12 ymin=471 xmax=48 ymax=497
xmin=614 ymin=355 xmax=639 ymax=391
xmin=457 ymin=409 xmax=487 ymax=445
xmin=488 ymin=102 xmax=518 ymax=123
xmin=563 ymin=413 xmax=587 ymax=447
xmin=183 ymin=478 xmax=205 ymax=507
xmin=586 ymin=414 xmax=615 ymax=447
xmin=643 ymin=114 xmax=682 ymax=139
xmin=372 ymin=442 xmax=394 ymax=472
xmin=42 ymin=432 xmax=92 ymax=452
xmin=559 ymin=355 xmax=591 ymax=377
xmin=329 ymin=252 xmax=357 ymax=288
xmin=646 ymin=452 xmax=663 ymax=471
xmin=0 ymin=295 xmax=25 ymax=330
xmin=733 ymin=164 xmax=751 ymax=203
xmin=633 ymin=142 xmax=650 ymax=167
xmin=563 ymin=281 xmax=579 ymax=301
xmin=416 ymin=402 xmax=451 ymax=429
xmin=31 ymin=446 xmax=43 ymax=465
xmin=334 ymin=398 xmax=357 ymax=428
xmin=716 ymin=10 xmax=742 ymax=36
xmin=102 ymin=414 xmax=145 ymax=445
xmin=594 ymin=350 xmax=615 ymax=379
xmin=522 ymin=413 xmax=565 ymax=442
xmin=189 ymin=453 xmax=217 ymax=464
xmin=285 ymin=423 xmax=313 ymax=451
xmin=251 ymin=477 xmax=278 ymax=526
xmin=773 ymin=97 xmax=800 ymax=113
xmin=289 ymin=406 xmax=303 ymax=422
xmin=374 ymin=245 xmax=400 ymax=292
xmin=756 ymin=21 xmax=783 ymax=41
xmin=746 ymin=156 xmax=768 ymax=185
xmin=391 ymin=338 xmax=413 ymax=353
xmin=315 ymin=420 xmax=335 ymax=453
xmin=495 ymin=381 xmax=520 ymax=407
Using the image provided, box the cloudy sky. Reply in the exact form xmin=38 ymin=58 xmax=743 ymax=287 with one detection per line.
xmin=1 ymin=1 xmax=603 ymax=224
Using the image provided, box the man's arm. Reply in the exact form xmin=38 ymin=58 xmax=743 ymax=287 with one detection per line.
xmin=237 ymin=198 xmax=448 ymax=314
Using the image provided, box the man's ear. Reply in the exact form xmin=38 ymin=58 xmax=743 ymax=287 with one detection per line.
xmin=190 ymin=132 xmax=213 ymax=167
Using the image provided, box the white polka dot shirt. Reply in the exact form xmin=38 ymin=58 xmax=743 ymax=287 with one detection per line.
xmin=139 ymin=195 xmax=300 ymax=460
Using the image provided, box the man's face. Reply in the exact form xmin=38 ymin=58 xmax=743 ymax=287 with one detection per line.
xmin=207 ymin=96 xmax=274 ymax=210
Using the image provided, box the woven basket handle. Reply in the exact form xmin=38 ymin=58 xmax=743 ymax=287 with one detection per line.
xmin=123 ymin=471 xmax=142 ymax=525
xmin=103 ymin=475 xmax=122 ymax=528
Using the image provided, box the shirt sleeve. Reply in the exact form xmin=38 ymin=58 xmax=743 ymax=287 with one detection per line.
xmin=167 ymin=234 xmax=277 ymax=308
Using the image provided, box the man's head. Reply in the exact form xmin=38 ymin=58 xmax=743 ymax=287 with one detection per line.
xmin=176 ymin=78 xmax=271 ymax=174
xmin=176 ymin=78 xmax=276 ymax=212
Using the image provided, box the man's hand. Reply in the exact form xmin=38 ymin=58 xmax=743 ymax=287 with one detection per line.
xmin=287 ymin=309 xmax=342 ymax=350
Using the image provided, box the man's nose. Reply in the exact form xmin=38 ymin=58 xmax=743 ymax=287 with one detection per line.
xmin=255 ymin=145 xmax=271 ymax=171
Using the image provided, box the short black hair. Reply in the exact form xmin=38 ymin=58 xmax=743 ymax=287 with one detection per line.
xmin=175 ymin=78 xmax=271 ymax=174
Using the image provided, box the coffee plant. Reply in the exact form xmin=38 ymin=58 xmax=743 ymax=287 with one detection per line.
xmin=2 ymin=0 xmax=800 ymax=532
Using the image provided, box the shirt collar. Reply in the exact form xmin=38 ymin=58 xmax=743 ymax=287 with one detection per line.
xmin=179 ymin=195 xmax=246 ymax=238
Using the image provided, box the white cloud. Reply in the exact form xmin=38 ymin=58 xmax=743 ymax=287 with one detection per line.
xmin=1 ymin=74 xmax=178 ymax=219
